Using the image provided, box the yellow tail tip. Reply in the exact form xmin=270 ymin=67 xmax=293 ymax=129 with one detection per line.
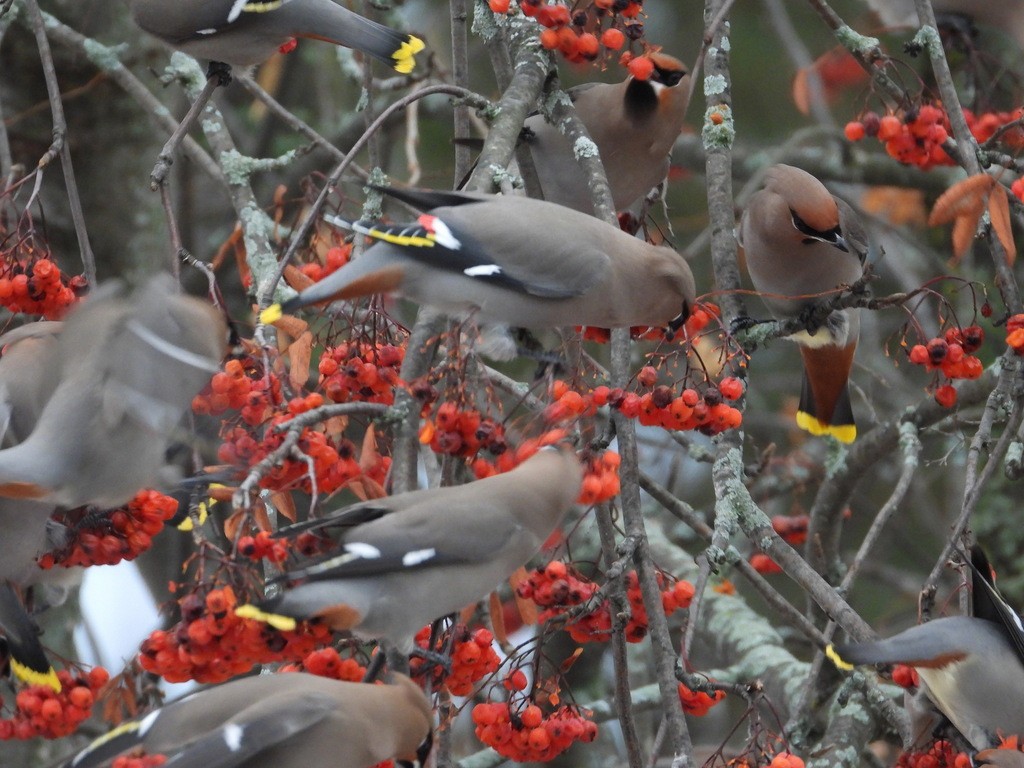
xmin=11 ymin=660 xmax=62 ymax=692
xmin=259 ymin=304 xmax=283 ymax=325
xmin=392 ymin=35 xmax=425 ymax=74
xmin=825 ymin=645 xmax=854 ymax=672
xmin=795 ymin=411 xmax=856 ymax=443
xmin=235 ymin=604 xmax=297 ymax=632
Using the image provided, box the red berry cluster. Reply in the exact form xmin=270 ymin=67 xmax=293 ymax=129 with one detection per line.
xmin=138 ymin=586 xmax=331 ymax=683
xmin=320 ymin=342 xmax=404 ymax=406
xmin=769 ymin=753 xmax=807 ymax=768
xmin=577 ymin=451 xmax=621 ymax=506
xmin=0 ymin=259 xmax=81 ymax=319
xmin=677 ymin=681 xmax=725 ymax=716
xmin=280 ymin=647 xmax=367 ymax=681
xmin=749 ymin=553 xmax=782 ymax=575
xmin=411 ymin=625 xmax=500 ymax=696
xmin=472 ymin=701 xmax=598 ymax=763
xmin=489 ymin=0 xmax=641 ymax=65
xmin=469 ymin=432 xmax=569 ymax=480
xmin=237 ymin=530 xmax=288 ymax=563
xmin=845 ymin=106 xmax=1024 ymax=171
xmin=38 ymin=490 xmax=178 ymax=570
xmin=607 ymin=377 xmax=743 ymax=434
xmin=891 ymin=664 xmax=919 ymax=689
xmin=1005 ymin=314 xmax=1024 ymax=355
xmin=218 ymin=414 xmax=367 ymax=496
xmin=907 ymin=326 xmax=984 ymax=409
xmin=896 ymin=740 xmax=969 ymax=768
xmin=419 ymin=402 xmax=507 ymax=459
xmin=300 ymin=244 xmax=351 ymax=283
xmin=516 ymin=561 xmax=695 ymax=643
xmin=0 ymin=667 xmax=108 ymax=740
xmin=193 ymin=359 xmax=278 ymax=426
xmin=112 ymin=755 xmax=167 ymax=768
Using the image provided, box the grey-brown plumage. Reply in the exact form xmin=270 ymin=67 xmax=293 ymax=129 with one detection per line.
xmin=828 ymin=547 xmax=1024 ymax=749
xmin=0 ymin=276 xmax=227 ymax=509
xmin=861 ymin=0 xmax=1024 ymax=50
xmin=130 ymin=0 xmax=424 ymax=71
xmin=737 ymin=164 xmax=868 ymax=442
xmin=62 ymin=672 xmax=432 ymax=768
xmin=237 ymin=446 xmax=582 ymax=651
xmin=269 ymin=187 xmax=695 ymax=339
xmin=523 ymin=52 xmax=690 ymax=215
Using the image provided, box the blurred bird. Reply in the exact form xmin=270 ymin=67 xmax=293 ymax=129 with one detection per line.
xmin=827 ymin=547 xmax=1024 ymax=749
xmin=130 ymin=0 xmax=425 ymax=72
xmin=61 ymin=672 xmax=432 ymax=768
xmin=0 ymin=276 xmax=227 ymax=509
xmin=522 ymin=51 xmax=690 ymax=215
xmin=977 ymin=747 xmax=1024 ymax=768
xmin=737 ymin=164 xmax=868 ymax=442
xmin=237 ymin=446 xmax=582 ymax=651
xmin=263 ymin=187 xmax=695 ymax=354
xmin=860 ymin=0 xmax=1024 ymax=51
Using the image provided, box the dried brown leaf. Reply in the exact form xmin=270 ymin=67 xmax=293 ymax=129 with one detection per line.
xmin=282 ymin=263 xmax=315 ymax=292
xmin=287 ymin=330 xmax=313 ymax=390
xmin=270 ymin=490 xmax=297 ymax=522
xmin=988 ymin=184 xmax=1017 ymax=264
xmin=950 ymin=214 xmax=979 ymax=265
xmin=508 ymin=566 xmax=539 ymax=626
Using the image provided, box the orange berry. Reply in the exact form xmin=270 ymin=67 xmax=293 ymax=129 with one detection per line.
xmin=627 ymin=55 xmax=654 ymax=81
xmin=488 ymin=0 xmax=510 ymax=12
xmin=843 ymin=121 xmax=866 ymax=141
xmin=521 ymin=704 xmax=543 ymax=728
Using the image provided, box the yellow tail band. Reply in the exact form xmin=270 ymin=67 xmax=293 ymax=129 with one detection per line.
xmin=235 ymin=604 xmax=297 ymax=632
xmin=392 ymin=35 xmax=425 ymax=74
xmin=260 ymin=304 xmax=284 ymax=325
xmin=795 ymin=411 xmax=856 ymax=443
xmin=11 ymin=659 xmax=62 ymax=692
xmin=825 ymin=644 xmax=854 ymax=672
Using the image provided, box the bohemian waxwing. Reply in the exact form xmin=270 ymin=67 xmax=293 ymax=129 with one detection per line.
xmin=860 ymin=0 xmax=1024 ymax=52
xmin=236 ymin=446 xmax=582 ymax=651
xmin=977 ymin=748 xmax=1024 ymax=768
xmin=0 ymin=276 xmax=227 ymax=510
xmin=523 ymin=51 xmax=690 ymax=215
xmin=61 ymin=672 xmax=432 ymax=768
xmin=827 ymin=547 xmax=1024 ymax=750
xmin=130 ymin=0 xmax=425 ymax=72
xmin=0 ymin=325 xmax=63 ymax=691
xmin=737 ymin=164 xmax=868 ymax=443
xmin=263 ymin=187 xmax=695 ymax=341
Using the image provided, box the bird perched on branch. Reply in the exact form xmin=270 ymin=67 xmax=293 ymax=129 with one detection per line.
xmin=130 ymin=0 xmax=425 ymax=72
xmin=860 ymin=0 xmax=1024 ymax=52
xmin=60 ymin=672 xmax=432 ymax=768
xmin=827 ymin=546 xmax=1024 ymax=750
xmin=237 ymin=446 xmax=582 ymax=651
xmin=262 ymin=186 xmax=695 ymax=357
xmin=737 ymin=164 xmax=868 ymax=443
xmin=0 ymin=275 xmax=226 ymax=509
xmin=521 ymin=51 xmax=690 ymax=215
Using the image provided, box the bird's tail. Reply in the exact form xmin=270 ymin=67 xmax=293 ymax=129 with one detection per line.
xmin=0 ymin=583 xmax=60 ymax=691
xmin=795 ymin=343 xmax=856 ymax=443
xmin=299 ymin=2 xmax=424 ymax=73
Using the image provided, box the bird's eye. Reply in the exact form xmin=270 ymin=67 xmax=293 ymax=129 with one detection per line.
xmin=790 ymin=209 xmax=842 ymax=245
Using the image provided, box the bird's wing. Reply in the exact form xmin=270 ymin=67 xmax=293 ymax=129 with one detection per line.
xmin=968 ymin=545 xmax=1024 ymax=665
xmin=371 ymin=185 xmax=492 ymax=211
xmin=0 ymin=583 xmax=59 ymax=691
xmin=274 ymin=502 xmax=524 ymax=583
xmin=158 ymin=694 xmax=337 ymax=768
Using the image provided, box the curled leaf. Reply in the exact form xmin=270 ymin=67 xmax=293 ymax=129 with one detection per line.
xmin=988 ymin=184 xmax=1017 ymax=264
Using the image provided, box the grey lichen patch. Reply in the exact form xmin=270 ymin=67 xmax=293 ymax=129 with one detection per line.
xmin=704 ymin=74 xmax=727 ymax=96
xmin=911 ymin=25 xmax=942 ymax=53
xmin=824 ymin=436 xmax=847 ymax=474
xmin=835 ymin=25 xmax=880 ymax=55
xmin=720 ymin=36 xmax=731 ymax=52
xmin=81 ymin=37 xmax=128 ymax=71
xmin=471 ymin=0 xmax=502 ymax=41
xmin=572 ymin=136 xmax=600 ymax=160
xmin=489 ymin=165 xmax=523 ymax=189
xmin=810 ymin=744 xmax=863 ymax=768
xmin=702 ymin=104 xmax=735 ymax=149
xmin=361 ymin=168 xmax=389 ymax=220
xmin=219 ymin=148 xmax=298 ymax=185
xmin=168 ymin=52 xmax=206 ymax=95
xmin=239 ymin=203 xmax=289 ymax=300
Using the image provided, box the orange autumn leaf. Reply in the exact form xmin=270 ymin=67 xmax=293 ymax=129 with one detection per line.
xmin=792 ymin=48 xmax=867 ymax=115
xmin=860 ymin=186 xmax=927 ymax=227
xmin=346 ymin=475 xmax=387 ymax=502
xmin=988 ymin=184 xmax=1017 ymax=264
xmin=489 ymin=591 xmax=509 ymax=646
xmin=282 ymin=263 xmax=315 ymax=292
xmin=928 ymin=173 xmax=993 ymax=226
xmin=559 ymin=647 xmax=584 ymax=673
xmin=951 ymin=215 xmax=978 ymax=264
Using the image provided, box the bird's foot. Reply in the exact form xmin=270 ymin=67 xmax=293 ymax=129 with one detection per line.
xmin=206 ymin=61 xmax=233 ymax=87
xmin=730 ymin=315 xmax=769 ymax=335
xmin=409 ymin=647 xmax=453 ymax=677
